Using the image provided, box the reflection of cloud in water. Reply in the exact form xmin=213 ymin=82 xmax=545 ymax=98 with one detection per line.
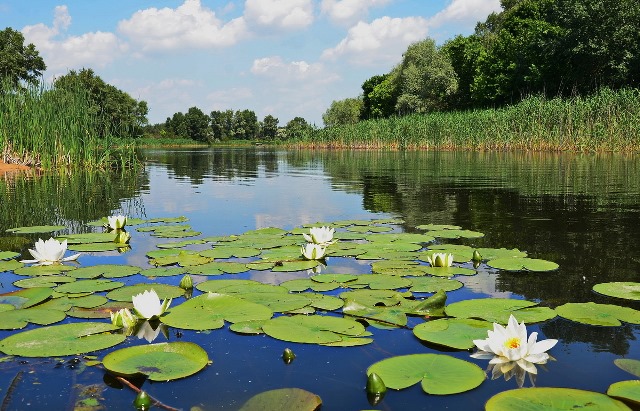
xmin=458 ymin=269 xmax=512 ymax=298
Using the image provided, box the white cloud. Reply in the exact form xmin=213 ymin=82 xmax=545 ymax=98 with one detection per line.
xmin=118 ymin=0 xmax=248 ymax=52
xmin=250 ymin=56 xmax=329 ymax=81
xmin=429 ymin=0 xmax=502 ymax=30
xmin=321 ymin=16 xmax=428 ymax=65
xmin=320 ymin=0 xmax=390 ymax=26
xmin=244 ymin=0 xmax=314 ymax=30
xmin=21 ymin=5 xmax=125 ymax=71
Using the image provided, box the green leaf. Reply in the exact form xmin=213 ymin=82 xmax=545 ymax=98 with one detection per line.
xmin=485 ymin=387 xmax=631 ymax=410
xmin=140 ymin=267 xmax=186 ymax=277
xmin=555 ymin=302 xmax=640 ymax=326
xmin=0 ymin=308 xmax=66 ymax=329
xmin=408 ymin=277 xmax=463 ymax=293
xmin=615 ymin=359 xmax=640 ymax=378
xmin=67 ymin=264 xmax=141 ymax=279
xmin=106 ymin=284 xmax=184 ymax=302
xmin=487 ymin=257 xmax=559 ymax=272
xmin=262 ymin=315 xmax=367 ymax=344
xmin=413 ymin=318 xmax=494 ymax=349
xmin=13 ymin=275 xmax=76 ymax=288
xmin=6 ymin=225 xmax=66 ymax=234
xmin=593 ymin=282 xmax=640 ymax=301
xmin=102 ymin=342 xmax=209 ymax=381
xmin=367 ymin=354 xmax=485 ymax=395
xmin=238 ymin=388 xmax=322 ymax=411
xmin=608 ymin=380 xmax=640 ymax=405
xmin=0 ymin=322 xmax=125 ymax=357
xmin=54 ymin=279 xmax=124 ymax=294
xmin=445 ymin=298 xmax=556 ymax=324
xmin=0 ymin=251 xmax=19 ymax=260
xmin=0 ymin=287 xmax=52 ymax=309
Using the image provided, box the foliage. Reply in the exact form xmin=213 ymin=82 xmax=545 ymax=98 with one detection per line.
xmin=0 ymin=27 xmax=46 ymax=89
xmin=322 ymin=97 xmax=363 ymax=127
xmin=259 ymin=114 xmax=279 ymax=140
xmin=283 ymin=116 xmax=314 ymax=139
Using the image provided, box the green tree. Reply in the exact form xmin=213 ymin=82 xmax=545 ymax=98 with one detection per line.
xmin=394 ymin=38 xmax=458 ymax=115
xmin=322 ymin=97 xmax=363 ymax=127
xmin=210 ymin=110 xmax=234 ymax=140
xmin=184 ymin=106 xmax=210 ymax=142
xmin=0 ymin=27 xmax=46 ymax=89
xmin=284 ymin=117 xmax=313 ymax=139
xmin=232 ymin=109 xmax=258 ymax=140
xmin=259 ymin=115 xmax=279 ymax=140
xmin=165 ymin=112 xmax=188 ymax=138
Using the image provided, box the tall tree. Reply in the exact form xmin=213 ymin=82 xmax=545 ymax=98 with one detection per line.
xmin=284 ymin=117 xmax=313 ymax=139
xmin=184 ymin=106 xmax=210 ymax=142
xmin=259 ymin=115 xmax=279 ymax=140
xmin=322 ymin=97 xmax=363 ymax=127
xmin=0 ymin=27 xmax=46 ymax=89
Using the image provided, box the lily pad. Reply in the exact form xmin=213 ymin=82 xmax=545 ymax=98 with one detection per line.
xmin=106 ymin=284 xmax=184 ymax=302
xmin=58 ymin=232 xmax=118 ymax=244
xmin=608 ymin=380 xmax=640 ymax=405
xmin=238 ymin=388 xmax=322 ymax=411
xmin=0 ymin=251 xmax=19 ymax=260
xmin=54 ymin=279 xmax=124 ymax=294
xmin=408 ymin=277 xmax=463 ymax=293
xmin=413 ymin=318 xmax=494 ymax=349
xmin=445 ymin=298 xmax=556 ymax=324
xmin=487 ymin=257 xmax=559 ymax=272
xmin=7 ymin=225 xmax=66 ymax=234
xmin=67 ymin=301 xmax=133 ymax=319
xmin=485 ymin=387 xmax=631 ymax=410
xmin=262 ymin=315 xmax=367 ymax=345
xmin=367 ymin=353 xmax=485 ymax=395
xmin=102 ymin=342 xmax=209 ymax=381
xmin=0 ymin=322 xmax=125 ymax=357
xmin=140 ymin=267 xmax=187 ymax=277
xmin=0 ymin=287 xmax=52 ymax=309
xmin=0 ymin=259 xmax=23 ymax=272
xmin=13 ymin=275 xmax=76 ymax=288
xmin=615 ymin=359 xmax=640 ymax=378
xmin=0 ymin=308 xmax=66 ymax=329
xmin=67 ymin=264 xmax=141 ymax=279
xmin=13 ymin=265 xmax=76 ymax=276
xmin=161 ymin=293 xmax=273 ymax=330
xmin=555 ymin=302 xmax=640 ymax=326
xmin=593 ymin=282 xmax=640 ymax=301
xmin=67 ymin=243 xmax=120 ymax=252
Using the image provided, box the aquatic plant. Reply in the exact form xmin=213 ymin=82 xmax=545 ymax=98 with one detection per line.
xmin=427 ymin=252 xmax=454 ymax=267
xmin=106 ymin=215 xmax=127 ymax=230
xmin=20 ymin=237 xmax=80 ymax=265
xmin=301 ymin=243 xmax=327 ymax=260
xmin=303 ymin=226 xmax=336 ymax=246
xmin=132 ymin=289 xmax=171 ymax=320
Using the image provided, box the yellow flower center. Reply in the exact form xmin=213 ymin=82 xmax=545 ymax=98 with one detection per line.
xmin=505 ymin=337 xmax=521 ymax=349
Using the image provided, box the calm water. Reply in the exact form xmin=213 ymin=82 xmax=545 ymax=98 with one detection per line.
xmin=1 ymin=147 xmax=640 ymax=410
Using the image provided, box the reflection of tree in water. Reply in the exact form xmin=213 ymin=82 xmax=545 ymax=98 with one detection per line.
xmin=541 ymin=318 xmax=637 ymax=357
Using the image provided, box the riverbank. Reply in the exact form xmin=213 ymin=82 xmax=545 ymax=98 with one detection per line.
xmin=0 ymin=161 xmax=31 ymax=173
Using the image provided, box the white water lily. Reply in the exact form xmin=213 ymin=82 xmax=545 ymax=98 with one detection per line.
xmin=471 ymin=314 xmax=557 ymax=377
xmin=20 ymin=237 xmax=80 ymax=266
xmin=427 ymin=252 xmax=454 ymax=267
xmin=106 ymin=215 xmax=127 ymax=230
xmin=303 ymin=226 xmax=336 ymax=246
xmin=132 ymin=289 xmax=171 ymax=319
xmin=110 ymin=308 xmax=137 ymax=329
xmin=301 ymin=243 xmax=327 ymax=260
xmin=136 ymin=320 xmax=164 ymax=343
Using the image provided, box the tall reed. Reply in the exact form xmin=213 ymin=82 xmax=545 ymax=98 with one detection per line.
xmin=0 ymin=81 xmax=138 ymax=169
xmin=295 ymin=88 xmax=640 ymax=152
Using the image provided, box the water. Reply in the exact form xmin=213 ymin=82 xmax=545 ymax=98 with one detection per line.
xmin=1 ymin=148 xmax=640 ymax=410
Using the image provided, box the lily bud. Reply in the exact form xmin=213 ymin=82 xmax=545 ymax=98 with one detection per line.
xmin=472 ymin=250 xmax=482 ymax=262
xmin=133 ymin=390 xmax=151 ymax=410
xmin=179 ymin=274 xmax=193 ymax=290
xmin=282 ymin=348 xmax=296 ymax=364
xmin=366 ymin=372 xmax=386 ymax=405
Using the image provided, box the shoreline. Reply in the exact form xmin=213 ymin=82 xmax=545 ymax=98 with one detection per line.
xmin=0 ymin=161 xmax=31 ymax=173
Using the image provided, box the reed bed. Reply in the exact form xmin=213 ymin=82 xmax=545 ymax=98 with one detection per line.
xmin=0 ymin=82 xmax=138 ymax=169
xmin=295 ymin=88 xmax=640 ymax=152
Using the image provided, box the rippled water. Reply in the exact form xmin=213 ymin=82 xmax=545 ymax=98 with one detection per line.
xmin=1 ymin=147 xmax=640 ymax=410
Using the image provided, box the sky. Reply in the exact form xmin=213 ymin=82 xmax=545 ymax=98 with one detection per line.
xmin=0 ymin=0 xmax=501 ymax=126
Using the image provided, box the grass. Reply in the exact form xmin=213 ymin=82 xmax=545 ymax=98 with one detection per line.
xmin=0 ymin=81 xmax=139 ymax=169
xmin=294 ymin=88 xmax=640 ymax=152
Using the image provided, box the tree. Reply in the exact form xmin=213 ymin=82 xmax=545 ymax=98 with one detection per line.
xmin=322 ymin=97 xmax=363 ymax=127
xmin=0 ymin=27 xmax=46 ymax=89
xmin=284 ymin=117 xmax=313 ymax=139
xmin=166 ymin=112 xmax=188 ymax=138
xmin=210 ymin=110 xmax=234 ymax=140
xmin=232 ymin=109 xmax=258 ymax=140
xmin=184 ymin=106 xmax=210 ymax=142
xmin=259 ymin=115 xmax=279 ymax=140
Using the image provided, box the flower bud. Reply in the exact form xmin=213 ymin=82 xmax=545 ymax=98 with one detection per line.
xmin=282 ymin=348 xmax=296 ymax=364
xmin=179 ymin=274 xmax=193 ymax=290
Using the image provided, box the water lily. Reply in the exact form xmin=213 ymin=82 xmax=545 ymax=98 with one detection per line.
xmin=427 ymin=252 xmax=453 ymax=267
xmin=303 ymin=226 xmax=336 ymax=246
xmin=301 ymin=243 xmax=327 ymax=260
xmin=106 ymin=215 xmax=127 ymax=230
xmin=132 ymin=289 xmax=171 ymax=319
xmin=136 ymin=320 xmax=165 ymax=343
xmin=471 ymin=314 xmax=557 ymax=379
xmin=114 ymin=230 xmax=131 ymax=244
xmin=110 ymin=308 xmax=137 ymax=329
xmin=20 ymin=237 xmax=80 ymax=266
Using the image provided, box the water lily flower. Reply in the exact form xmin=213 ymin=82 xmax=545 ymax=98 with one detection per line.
xmin=132 ymin=289 xmax=171 ymax=319
xmin=471 ymin=314 xmax=557 ymax=378
xmin=110 ymin=308 xmax=137 ymax=329
xmin=427 ymin=252 xmax=453 ymax=267
xmin=301 ymin=243 xmax=327 ymax=260
xmin=20 ymin=237 xmax=80 ymax=266
xmin=114 ymin=230 xmax=131 ymax=244
xmin=303 ymin=226 xmax=336 ymax=246
xmin=106 ymin=215 xmax=127 ymax=230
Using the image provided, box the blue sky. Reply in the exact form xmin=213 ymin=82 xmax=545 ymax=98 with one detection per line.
xmin=0 ymin=0 xmax=501 ymax=126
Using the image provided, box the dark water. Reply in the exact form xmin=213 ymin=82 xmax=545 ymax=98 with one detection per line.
xmin=1 ymin=147 xmax=640 ymax=410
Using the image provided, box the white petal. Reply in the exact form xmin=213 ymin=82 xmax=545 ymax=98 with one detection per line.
xmin=530 ymin=338 xmax=558 ymax=354
xmin=516 ymin=359 xmax=538 ymax=374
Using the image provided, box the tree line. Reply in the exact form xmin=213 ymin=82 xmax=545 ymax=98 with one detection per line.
xmin=323 ymin=0 xmax=640 ymax=126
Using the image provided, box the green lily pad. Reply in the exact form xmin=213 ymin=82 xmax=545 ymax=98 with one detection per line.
xmin=262 ymin=315 xmax=367 ymax=345
xmin=608 ymin=380 xmax=640 ymax=405
xmin=422 ymin=267 xmax=477 ymax=277
xmin=409 ymin=277 xmax=463 ymax=293
xmin=555 ymin=302 xmax=640 ymax=326
xmin=343 ymin=300 xmax=407 ymax=328
xmin=346 ymin=225 xmax=393 ymax=233
xmin=0 ymin=259 xmax=23 ymax=272
xmin=445 ymin=298 xmax=556 ymax=324
xmin=151 ymin=251 xmax=212 ymax=267
xmin=339 ymin=289 xmax=409 ymax=308
xmin=351 ymin=274 xmax=412 ymax=290
xmin=615 ymin=359 xmax=640 ymax=378
xmin=238 ymin=388 xmax=322 ymax=411
xmin=413 ymin=318 xmax=494 ymax=349
xmin=229 ymin=320 xmax=267 ymax=334
xmin=106 ymin=284 xmax=184 ymax=302
xmin=67 ymin=243 xmax=119 ymax=252
xmin=67 ymin=301 xmax=133 ymax=319
xmin=367 ymin=353 xmax=485 ymax=395
xmin=200 ymin=246 xmax=261 ymax=259
xmin=405 ymin=289 xmax=448 ymax=317
xmin=67 ymin=264 xmax=141 ymax=279
xmin=13 ymin=275 xmax=76 ymax=288
xmin=58 ymin=232 xmax=118 ymax=244
xmin=137 ymin=224 xmax=191 ymax=233
xmin=0 ymin=251 xmax=19 ymax=260
xmin=146 ymin=216 xmax=189 ymax=224
xmin=55 ymin=279 xmax=124 ymax=294
xmin=102 ymin=342 xmax=209 ymax=381
xmin=161 ymin=293 xmax=273 ymax=330
xmin=416 ymin=224 xmax=461 ymax=231
xmin=0 ymin=308 xmax=66 ymax=329
xmin=7 ymin=225 xmax=66 ymax=234
xmin=140 ymin=267 xmax=187 ymax=277
xmin=196 ymin=279 xmax=263 ymax=293
xmin=13 ymin=265 xmax=76 ymax=276
xmin=487 ymin=257 xmax=559 ymax=272
xmin=279 ymin=279 xmax=339 ymax=292
xmin=156 ymin=239 xmax=206 ymax=249
xmin=428 ymin=229 xmax=485 ymax=239
xmin=593 ymin=282 xmax=640 ymax=301
xmin=485 ymin=387 xmax=631 ymax=410
xmin=0 ymin=287 xmax=52 ymax=309
xmin=272 ymin=260 xmax=320 ymax=272
xmin=0 ymin=322 xmax=125 ymax=357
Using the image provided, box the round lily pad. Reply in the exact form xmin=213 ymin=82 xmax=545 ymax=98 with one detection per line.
xmin=0 ymin=322 xmax=125 ymax=357
xmin=0 ymin=251 xmax=19 ymax=260
xmin=106 ymin=284 xmax=184 ymax=302
xmin=0 ymin=308 xmax=66 ymax=330
xmin=485 ymin=387 xmax=631 ymax=410
xmin=67 ymin=243 xmax=119 ymax=252
xmin=7 ymin=225 xmax=66 ymax=234
xmin=593 ymin=282 xmax=640 ymax=301
xmin=555 ymin=302 xmax=640 ymax=326
xmin=67 ymin=265 xmax=141 ymax=279
xmin=55 ymin=279 xmax=124 ymax=294
xmin=102 ymin=342 xmax=209 ymax=381
xmin=13 ymin=275 xmax=76 ymax=288
xmin=367 ymin=353 xmax=485 ymax=395
xmin=413 ymin=318 xmax=494 ymax=350
xmin=615 ymin=359 xmax=640 ymax=378
xmin=487 ymin=257 xmax=558 ymax=272
xmin=445 ymin=298 xmax=556 ymax=324
xmin=262 ymin=315 xmax=367 ymax=344
xmin=608 ymin=380 xmax=640 ymax=405
xmin=238 ymin=388 xmax=322 ymax=411
xmin=409 ymin=277 xmax=463 ymax=293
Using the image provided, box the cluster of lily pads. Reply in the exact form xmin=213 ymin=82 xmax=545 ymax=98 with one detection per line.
xmin=1 ymin=217 xmax=640 ymax=409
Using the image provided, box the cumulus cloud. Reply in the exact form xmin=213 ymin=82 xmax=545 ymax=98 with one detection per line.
xmin=251 ymin=56 xmax=331 ymax=82
xmin=321 ymin=16 xmax=428 ymax=65
xmin=118 ymin=0 xmax=248 ymax=52
xmin=320 ymin=0 xmax=390 ymax=26
xmin=244 ymin=0 xmax=314 ymax=30
xmin=429 ymin=0 xmax=502 ymax=30
xmin=21 ymin=5 xmax=125 ymax=71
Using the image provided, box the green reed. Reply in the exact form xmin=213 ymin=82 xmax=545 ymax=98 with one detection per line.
xmin=295 ymin=88 xmax=640 ymax=152
xmin=0 ymin=81 xmax=139 ymax=169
